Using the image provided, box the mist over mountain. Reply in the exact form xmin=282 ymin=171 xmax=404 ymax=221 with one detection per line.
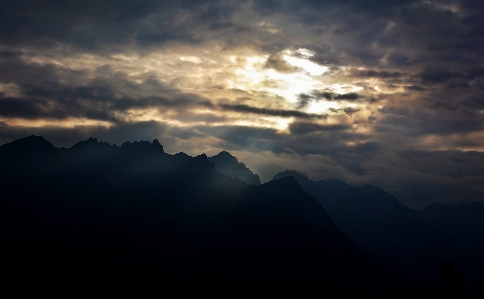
xmin=0 ymin=135 xmax=419 ymax=297
xmin=273 ymin=169 xmax=484 ymax=295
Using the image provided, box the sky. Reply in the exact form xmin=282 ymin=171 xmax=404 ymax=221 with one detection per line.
xmin=1 ymin=0 xmax=484 ymax=208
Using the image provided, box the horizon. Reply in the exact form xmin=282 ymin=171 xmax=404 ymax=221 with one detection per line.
xmin=2 ymin=134 xmax=480 ymax=211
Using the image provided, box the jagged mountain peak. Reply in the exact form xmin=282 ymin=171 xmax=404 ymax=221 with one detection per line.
xmin=208 ymin=151 xmax=261 ymax=185
xmin=70 ymin=137 xmax=165 ymax=153
xmin=213 ymin=150 xmax=236 ymax=159
xmin=0 ymin=135 xmax=414 ymax=297
xmin=121 ymin=139 xmax=165 ymax=152
xmin=71 ymin=137 xmax=115 ymax=149
xmin=0 ymin=135 xmax=55 ymax=155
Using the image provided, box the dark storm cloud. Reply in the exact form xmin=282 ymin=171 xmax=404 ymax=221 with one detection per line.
xmin=0 ymin=0 xmax=249 ymax=51
xmin=113 ymin=95 xmax=214 ymax=111
xmin=334 ymin=93 xmax=360 ymax=101
xmin=416 ymin=67 xmax=484 ymax=89
xmin=0 ymin=50 xmax=22 ymax=58
xmin=297 ymin=91 xmax=362 ymax=109
xmin=0 ymin=0 xmax=251 ymax=52
xmin=296 ymin=93 xmax=312 ymax=109
xmin=0 ymin=0 xmax=160 ymax=46
xmin=352 ymin=70 xmax=403 ymax=79
xmin=0 ymin=91 xmax=214 ymax=123
xmin=405 ymin=85 xmax=426 ymax=91
xmin=136 ymin=33 xmax=198 ymax=46
xmin=0 ymin=62 xmax=211 ymax=120
xmin=0 ymin=54 xmax=217 ymax=122
xmin=264 ymin=54 xmax=299 ymax=73
xmin=0 ymin=97 xmax=70 ymax=120
xmin=289 ymin=122 xmax=350 ymax=135
xmin=2 ymin=0 xmax=483 ymax=65
xmin=219 ymin=103 xmax=327 ymax=119
xmin=463 ymin=96 xmax=484 ymax=110
xmin=0 ymin=96 xmax=120 ymax=123
xmin=310 ymin=91 xmax=360 ymax=101
xmin=376 ymin=106 xmax=484 ymax=136
xmin=262 ymin=0 xmax=484 ymax=72
xmin=328 ymin=107 xmax=362 ymax=116
xmin=198 ymin=125 xmax=281 ymax=151
xmin=0 ymin=54 xmax=87 ymax=87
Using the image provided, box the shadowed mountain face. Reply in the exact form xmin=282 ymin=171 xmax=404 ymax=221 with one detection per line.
xmin=208 ymin=151 xmax=261 ymax=185
xmin=273 ymin=170 xmax=484 ymax=294
xmin=0 ymin=136 xmax=413 ymax=296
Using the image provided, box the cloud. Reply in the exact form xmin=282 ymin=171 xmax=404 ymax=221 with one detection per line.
xmin=334 ymin=93 xmax=360 ymax=101
xmin=219 ymin=103 xmax=327 ymax=119
xmin=328 ymin=107 xmax=361 ymax=116
xmin=264 ymin=54 xmax=299 ymax=73
xmin=0 ymin=0 xmax=247 ymax=50
xmin=288 ymin=122 xmax=350 ymax=135
xmin=297 ymin=91 xmax=362 ymax=109
xmin=352 ymin=70 xmax=402 ymax=79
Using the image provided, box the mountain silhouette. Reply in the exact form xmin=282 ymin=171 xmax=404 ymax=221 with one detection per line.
xmin=273 ymin=169 xmax=483 ymax=295
xmin=271 ymin=171 xmax=450 ymax=278
xmin=0 ymin=136 xmax=414 ymax=296
xmin=208 ymin=151 xmax=261 ymax=185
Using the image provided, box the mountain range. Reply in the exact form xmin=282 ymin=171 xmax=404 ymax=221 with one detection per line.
xmin=1 ymin=136 xmax=481 ymax=297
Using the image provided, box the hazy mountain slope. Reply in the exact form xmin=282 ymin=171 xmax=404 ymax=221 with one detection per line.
xmin=272 ymin=170 xmax=457 ymax=284
xmin=0 ymin=136 xmax=413 ymax=297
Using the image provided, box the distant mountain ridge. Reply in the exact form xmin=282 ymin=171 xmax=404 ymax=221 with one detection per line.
xmin=0 ymin=135 xmax=414 ymax=297
xmin=208 ymin=151 xmax=261 ymax=185
xmin=2 ymin=135 xmax=481 ymax=296
xmin=273 ymin=169 xmax=484 ymax=294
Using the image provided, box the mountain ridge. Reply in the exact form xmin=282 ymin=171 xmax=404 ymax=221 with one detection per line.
xmin=2 ymin=135 xmax=481 ymax=296
xmin=0 ymin=135 xmax=414 ymax=297
xmin=273 ymin=169 xmax=483 ymax=295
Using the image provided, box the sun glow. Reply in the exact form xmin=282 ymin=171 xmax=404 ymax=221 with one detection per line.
xmin=233 ymin=51 xmax=329 ymax=103
xmin=260 ymin=117 xmax=292 ymax=131
xmin=282 ymin=55 xmax=328 ymax=76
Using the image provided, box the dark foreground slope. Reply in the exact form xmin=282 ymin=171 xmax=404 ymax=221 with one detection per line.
xmin=273 ymin=170 xmax=483 ymax=295
xmin=0 ymin=136 xmax=412 ymax=296
xmin=419 ymin=201 xmax=484 ymax=291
